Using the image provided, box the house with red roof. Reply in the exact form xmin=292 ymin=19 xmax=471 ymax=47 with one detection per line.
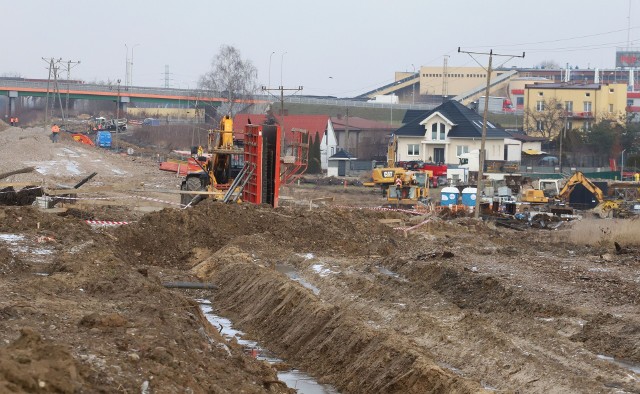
xmin=233 ymin=114 xmax=338 ymax=172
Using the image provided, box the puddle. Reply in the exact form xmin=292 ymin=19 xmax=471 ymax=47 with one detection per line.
xmin=198 ymin=299 xmax=338 ymax=393
xmin=26 ymin=160 xmax=82 ymax=175
xmin=0 ymin=233 xmax=55 ymax=264
xmin=276 ymin=264 xmax=320 ymax=295
xmin=597 ymin=354 xmax=640 ymax=374
xmin=311 ymin=264 xmax=338 ymax=277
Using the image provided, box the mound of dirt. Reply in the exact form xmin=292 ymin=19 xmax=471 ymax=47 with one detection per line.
xmin=0 ymin=328 xmax=86 ymax=393
xmin=114 ymin=201 xmax=405 ymax=270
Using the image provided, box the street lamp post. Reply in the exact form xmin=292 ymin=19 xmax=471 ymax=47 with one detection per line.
xmin=124 ymin=44 xmax=129 ymax=87
xmin=280 ymin=52 xmax=287 ymax=89
xmin=268 ymin=51 xmax=275 ymax=89
xmin=130 ymin=44 xmax=140 ymax=87
xmin=621 ymin=149 xmax=627 ymax=180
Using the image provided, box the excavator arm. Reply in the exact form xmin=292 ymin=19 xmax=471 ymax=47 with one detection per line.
xmin=558 ymin=172 xmax=605 ymax=202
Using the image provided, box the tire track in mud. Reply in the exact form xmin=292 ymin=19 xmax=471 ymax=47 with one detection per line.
xmin=376 ymin=257 xmax=640 ymax=392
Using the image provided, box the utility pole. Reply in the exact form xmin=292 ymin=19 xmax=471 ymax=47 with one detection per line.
xmin=261 ymin=85 xmax=303 ymax=154
xmin=62 ymin=60 xmax=81 ymax=119
xmin=458 ymin=47 xmax=525 ymax=219
xmin=115 ymin=79 xmax=121 ymax=152
xmin=42 ymin=58 xmax=54 ymax=127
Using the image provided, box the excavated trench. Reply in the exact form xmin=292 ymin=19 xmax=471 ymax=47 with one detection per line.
xmin=109 ymin=201 xmax=640 ymax=393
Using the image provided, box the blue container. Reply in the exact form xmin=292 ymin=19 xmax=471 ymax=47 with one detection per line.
xmin=96 ymin=131 xmax=112 ymax=148
xmin=440 ymin=186 xmax=459 ymax=206
xmin=461 ymin=187 xmax=477 ymax=207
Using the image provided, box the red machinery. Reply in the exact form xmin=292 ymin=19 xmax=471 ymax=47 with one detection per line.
xmin=242 ymin=123 xmax=282 ymax=207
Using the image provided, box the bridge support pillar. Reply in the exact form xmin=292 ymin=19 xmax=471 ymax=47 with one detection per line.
xmin=120 ymin=96 xmax=130 ymax=114
xmin=8 ymin=91 xmax=18 ymax=117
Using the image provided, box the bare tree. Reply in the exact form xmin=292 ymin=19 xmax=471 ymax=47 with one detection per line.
xmin=536 ymin=60 xmax=560 ymax=69
xmin=199 ymin=45 xmax=258 ymax=119
xmin=524 ymin=97 xmax=566 ymax=139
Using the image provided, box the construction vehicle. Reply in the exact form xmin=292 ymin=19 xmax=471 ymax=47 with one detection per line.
xmin=179 ymin=115 xmax=306 ymax=208
xmin=520 ymin=179 xmax=562 ymax=203
xmin=88 ymin=117 xmax=127 ymax=132
xmin=557 ymin=171 xmax=624 ymax=218
xmin=365 ymin=134 xmax=439 ymax=193
xmin=386 ymin=170 xmax=431 ymax=206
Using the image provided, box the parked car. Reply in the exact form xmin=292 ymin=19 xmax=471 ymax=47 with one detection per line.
xmin=538 ymin=156 xmax=559 ymax=166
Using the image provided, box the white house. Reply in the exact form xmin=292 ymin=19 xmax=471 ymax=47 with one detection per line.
xmin=393 ymin=100 xmax=540 ymax=166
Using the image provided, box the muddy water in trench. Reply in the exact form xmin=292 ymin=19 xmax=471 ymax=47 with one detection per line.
xmin=198 ymin=299 xmax=339 ymax=394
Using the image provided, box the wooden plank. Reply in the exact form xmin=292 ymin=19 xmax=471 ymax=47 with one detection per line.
xmin=45 ymin=185 xmax=142 ymax=194
xmin=378 ymin=219 xmax=403 ymax=224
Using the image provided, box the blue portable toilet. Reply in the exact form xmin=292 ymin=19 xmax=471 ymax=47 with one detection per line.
xmin=461 ymin=187 xmax=477 ymax=207
xmin=96 ymin=131 xmax=112 ymax=148
xmin=440 ymin=186 xmax=459 ymax=206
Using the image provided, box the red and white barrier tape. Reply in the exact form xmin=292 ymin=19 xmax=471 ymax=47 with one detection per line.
xmin=86 ymin=220 xmax=130 ymax=226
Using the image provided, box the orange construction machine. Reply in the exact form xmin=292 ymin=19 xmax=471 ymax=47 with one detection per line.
xmin=180 ymin=116 xmax=308 ymax=208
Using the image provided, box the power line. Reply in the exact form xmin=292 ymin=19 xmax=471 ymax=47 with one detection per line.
xmin=457 ymin=47 xmax=525 ymax=220
xmin=468 ymin=25 xmax=640 ymax=49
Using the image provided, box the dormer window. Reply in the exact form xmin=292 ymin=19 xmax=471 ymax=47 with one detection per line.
xmin=430 ymin=122 xmax=447 ymax=140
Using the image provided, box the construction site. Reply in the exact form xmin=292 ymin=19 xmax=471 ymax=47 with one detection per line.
xmin=0 ymin=117 xmax=639 ymax=394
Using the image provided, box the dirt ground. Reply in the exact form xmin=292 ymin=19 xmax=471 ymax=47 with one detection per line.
xmin=0 ymin=124 xmax=639 ymax=393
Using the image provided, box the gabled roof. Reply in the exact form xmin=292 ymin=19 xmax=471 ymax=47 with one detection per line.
xmin=233 ymin=114 xmax=330 ymax=140
xmin=328 ymin=149 xmax=356 ymax=160
xmin=505 ymin=130 xmax=547 ymax=142
xmin=330 ymin=116 xmax=392 ymax=131
xmin=395 ymin=100 xmax=511 ymax=139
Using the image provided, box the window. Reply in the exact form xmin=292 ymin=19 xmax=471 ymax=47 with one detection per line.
xmin=536 ymin=120 xmax=545 ymax=131
xmin=516 ymin=97 xmax=524 ymax=106
xmin=431 ymin=123 xmax=437 ymax=140
xmin=565 ymin=101 xmax=573 ymax=113
xmin=609 ymin=88 xmax=614 ymax=93
xmin=584 ymin=121 xmax=592 ymax=131
xmin=407 ymin=144 xmax=419 ymax=156
xmin=585 ymin=92 xmax=591 ymax=97
xmin=456 ymin=145 xmax=469 ymax=156
xmin=583 ymin=101 xmax=592 ymax=112
xmin=609 ymin=104 xmax=614 ymax=112
xmin=538 ymin=92 xmax=544 ymax=96
xmin=565 ymin=121 xmax=572 ymax=131
xmin=439 ymin=123 xmax=446 ymax=140
xmin=536 ymin=101 xmax=545 ymax=111
xmin=628 ymin=99 xmax=634 ymax=106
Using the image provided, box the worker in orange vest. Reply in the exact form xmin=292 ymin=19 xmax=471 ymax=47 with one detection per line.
xmin=9 ymin=117 xmax=14 ymax=126
xmin=14 ymin=117 xmax=18 ymax=127
xmin=51 ymin=123 xmax=60 ymax=143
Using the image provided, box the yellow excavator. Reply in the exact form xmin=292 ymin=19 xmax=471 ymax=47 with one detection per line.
xmin=386 ymin=170 xmax=431 ymax=206
xmin=557 ymin=171 xmax=620 ymax=218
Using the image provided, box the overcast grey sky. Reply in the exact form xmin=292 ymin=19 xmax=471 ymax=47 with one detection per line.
xmin=2 ymin=0 xmax=637 ymax=97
